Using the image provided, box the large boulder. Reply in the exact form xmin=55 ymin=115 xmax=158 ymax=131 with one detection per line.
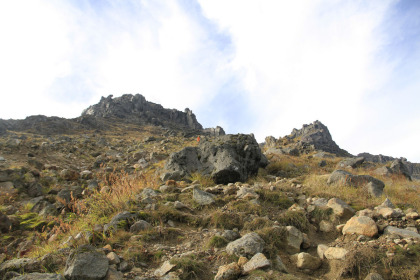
xmin=336 ymin=157 xmax=365 ymax=169
xmin=163 ymin=134 xmax=267 ymax=184
xmin=383 ymin=226 xmax=420 ymax=239
xmin=326 ymin=198 xmax=355 ymax=220
xmin=192 ymin=188 xmax=215 ymax=205
xmin=390 ymin=159 xmax=411 ymax=180
xmin=285 ymin=226 xmax=303 ymax=254
xmin=64 ymin=245 xmax=109 ymax=280
xmin=327 ymin=170 xmax=385 ymax=197
xmin=226 ymin=232 xmax=265 ymax=258
xmin=0 ymin=258 xmax=40 ymax=276
xmin=342 ymin=216 xmax=378 ymax=237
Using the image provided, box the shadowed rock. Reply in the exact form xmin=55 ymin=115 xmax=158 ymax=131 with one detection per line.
xmin=162 ymin=134 xmax=267 ymax=184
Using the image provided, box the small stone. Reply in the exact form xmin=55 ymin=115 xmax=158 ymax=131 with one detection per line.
xmin=380 ymin=198 xmax=395 ymax=209
xmin=285 ymin=226 xmax=303 ymax=254
xmin=192 ymin=188 xmax=215 ymax=205
xmin=237 ymin=256 xmax=248 ymax=266
xmin=130 ymin=220 xmax=151 ymax=233
xmin=104 ymin=267 xmax=124 ymax=280
xmin=317 ymin=244 xmax=329 ymax=259
xmin=242 ymin=253 xmax=271 ymax=273
xmin=272 ymin=255 xmax=288 ymax=273
xmin=327 ymin=198 xmax=355 ymax=220
xmin=319 ymin=220 xmax=334 ymax=232
xmin=324 ymin=247 xmax=348 ymax=260
xmin=214 ymin=262 xmax=241 ymax=280
xmin=292 ymin=252 xmax=322 ymax=270
xmin=107 ymin=252 xmax=121 ymax=265
xmin=154 ymin=261 xmax=176 ymax=277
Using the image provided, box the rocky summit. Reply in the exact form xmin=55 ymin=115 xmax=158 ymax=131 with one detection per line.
xmin=0 ymin=94 xmax=419 ymax=280
xmin=81 ymin=94 xmax=203 ymax=130
xmin=265 ymin=120 xmax=351 ymax=157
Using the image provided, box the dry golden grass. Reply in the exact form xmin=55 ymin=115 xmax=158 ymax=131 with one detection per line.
xmin=303 ymin=171 xmax=420 ymax=211
xmin=28 ymin=170 xmax=159 ymax=258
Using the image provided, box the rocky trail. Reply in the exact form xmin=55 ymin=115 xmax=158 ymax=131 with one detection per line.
xmin=0 ymin=94 xmax=419 ymax=280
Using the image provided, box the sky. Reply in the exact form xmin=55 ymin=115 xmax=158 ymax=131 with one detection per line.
xmin=0 ymin=0 xmax=419 ymax=162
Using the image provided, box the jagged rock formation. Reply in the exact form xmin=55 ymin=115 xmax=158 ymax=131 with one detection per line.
xmin=357 ymin=152 xmax=400 ymax=164
xmin=202 ymin=126 xmax=225 ymax=137
xmin=0 ymin=94 xmax=227 ymax=136
xmin=287 ymin=121 xmax=351 ymax=156
xmin=0 ymin=116 xmax=85 ymax=135
xmin=360 ymin=153 xmax=420 ymax=181
xmin=162 ymin=134 xmax=268 ymax=184
xmin=81 ymin=94 xmax=203 ymax=130
xmin=265 ymin=120 xmax=351 ymax=157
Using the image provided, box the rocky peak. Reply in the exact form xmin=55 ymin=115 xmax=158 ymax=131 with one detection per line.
xmin=287 ymin=120 xmax=351 ymax=157
xmin=81 ymin=94 xmax=203 ymax=130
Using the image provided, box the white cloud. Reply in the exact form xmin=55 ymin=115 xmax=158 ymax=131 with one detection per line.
xmin=197 ymin=0 xmax=420 ymax=161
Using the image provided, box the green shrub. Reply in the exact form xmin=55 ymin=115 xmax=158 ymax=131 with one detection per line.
xmin=256 ymin=189 xmax=293 ymax=209
xmin=256 ymin=226 xmax=287 ymax=258
xmin=210 ymin=211 xmax=243 ymax=230
xmin=243 ymin=217 xmax=274 ymax=231
xmin=277 ymin=210 xmax=309 ymax=232
xmin=170 ymin=254 xmax=207 ymax=280
xmin=207 ymin=236 xmax=228 ymax=248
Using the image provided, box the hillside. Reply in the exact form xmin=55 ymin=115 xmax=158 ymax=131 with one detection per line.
xmin=0 ymin=95 xmax=419 ymax=280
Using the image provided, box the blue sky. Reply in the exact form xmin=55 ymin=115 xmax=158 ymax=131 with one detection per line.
xmin=0 ymin=0 xmax=419 ymax=162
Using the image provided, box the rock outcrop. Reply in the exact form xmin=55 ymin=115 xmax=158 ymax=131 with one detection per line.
xmin=328 ymin=170 xmax=385 ymax=197
xmin=265 ymin=120 xmax=351 ymax=157
xmin=162 ymin=134 xmax=268 ymax=184
xmin=81 ymin=94 xmax=203 ymax=130
xmin=359 ymin=153 xmax=420 ymax=181
xmin=287 ymin=121 xmax=351 ymax=156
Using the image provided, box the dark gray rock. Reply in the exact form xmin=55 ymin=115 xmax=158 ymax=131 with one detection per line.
xmin=226 ymin=232 xmax=265 ymax=258
xmin=390 ymin=159 xmax=411 ymax=180
xmin=383 ymin=226 xmax=420 ymax=239
xmin=30 ymin=200 xmax=57 ymax=217
xmin=358 ymin=153 xmax=420 ymax=181
xmin=163 ymin=134 xmax=267 ymax=184
xmin=56 ymin=187 xmax=83 ymax=206
xmin=0 ymin=211 xmax=11 ymax=233
xmin=192 ymin=188 xmax=215 ymax=205
xmin=81 ymin=94 xmax=203 ymax=130
xmin=27 ymin=183 xmax=43 ymax=197
xmin=64 ymin=245 xmax=109 ymax=280
xmin=203 ymin=126 xmax=226 ymax=137
xmin=286 ymin=121 xmax=351 ymax=157
xmin=0 ymin=258 xmax=40 ymax=276
xmin=104 ymin=211 xmax=136 ymax=234
xmin=130 ymin=220 xmax=151 ymax=233
xmin=336 ymin=157 xmax=365 ymax=169
xmin=221 ymin=230 xmax=241 ymax=241
xmin=328 ymin=170 xmax=385 ymax=197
